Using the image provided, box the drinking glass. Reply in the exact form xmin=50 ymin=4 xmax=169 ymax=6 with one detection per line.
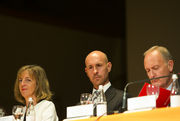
xmin=12 ymin=105 xmax=24 ymax=121
xmin=0 ymin=108 xmax=5 ymax=117
xmin=146 ymin=84 xmax=160 ymax=99
xmin=80 ymin=93 xmax=92 ymax=105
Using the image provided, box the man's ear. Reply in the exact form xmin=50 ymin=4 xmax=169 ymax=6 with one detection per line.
xmin=168 ymin=60 xmax=174 ymax=73
xmin=107 ymin=62 xmax=112 ymax=72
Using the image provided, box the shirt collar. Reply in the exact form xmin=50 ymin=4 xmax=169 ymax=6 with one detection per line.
xmin=92 ymin=82 xmax=111 ymax=93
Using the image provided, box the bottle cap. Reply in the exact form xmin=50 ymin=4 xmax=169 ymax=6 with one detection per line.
xmin=172 ymin=74 xmax=178 ymax=80
xmin=28 ymin=97 xmax=33 ymax=102
xmin=99 ymin=85 xmax=103 ymax=90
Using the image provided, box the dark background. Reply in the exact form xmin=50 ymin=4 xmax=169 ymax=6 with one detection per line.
xmin=1 ymin=0 xmax=180 ymax=120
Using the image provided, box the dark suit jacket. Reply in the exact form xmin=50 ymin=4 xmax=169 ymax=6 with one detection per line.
xmin=105 ymin=86 xmax=124 ymax=113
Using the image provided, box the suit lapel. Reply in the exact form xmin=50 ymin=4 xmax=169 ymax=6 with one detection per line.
xmin=105 ymin=86 xmax=116 ymax=102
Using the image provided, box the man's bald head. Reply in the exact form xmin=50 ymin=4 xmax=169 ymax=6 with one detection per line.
xmin=85 ymin=50 xmax=108 ymax=66
xmin=85 ymin=50 xmax=112 ymax=89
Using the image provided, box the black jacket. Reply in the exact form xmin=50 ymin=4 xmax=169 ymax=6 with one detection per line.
xmin=105 ymin=86 xmax=124 ymax=113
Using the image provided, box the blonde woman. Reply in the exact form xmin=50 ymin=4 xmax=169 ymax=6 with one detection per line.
xmin=14 ymin=65 xmax=59 ymax=121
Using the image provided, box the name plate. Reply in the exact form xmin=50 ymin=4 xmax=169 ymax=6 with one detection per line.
xmin=66 ymin=104 xmax=93 ymax=118
xmin=128 ymin=95 xmax=156 ymax=111
xmin=0 ymin=115 xmax=13 ymax=121
xmin=170 ymin=95 xmax=180 ymax=107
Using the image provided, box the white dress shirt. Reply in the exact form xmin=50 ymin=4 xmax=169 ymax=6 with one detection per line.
xmin=92 ymin=81 xmax=111 ymax=93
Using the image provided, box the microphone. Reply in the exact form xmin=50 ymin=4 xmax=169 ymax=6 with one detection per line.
xmin=121 ymin=74 xmax=171 ymax=111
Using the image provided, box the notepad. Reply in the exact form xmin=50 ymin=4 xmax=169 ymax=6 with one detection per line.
xmin=138 ymin=83 xmax=171 ymax=107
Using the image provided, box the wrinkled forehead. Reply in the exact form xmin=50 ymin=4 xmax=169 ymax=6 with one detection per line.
xmin=144 ymin=51 xmax=167 ymax=67
xmin=145 ymin=50 xmax=168 ymax=61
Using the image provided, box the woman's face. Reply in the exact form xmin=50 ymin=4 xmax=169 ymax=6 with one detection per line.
xmin=19 ymin=70 xmax=36 ymax=100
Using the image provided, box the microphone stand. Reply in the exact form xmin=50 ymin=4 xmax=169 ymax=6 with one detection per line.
xmin=23 ymin=101 xmax=30 ymax=121
xmin=121 ymin=75 xmax=171 ymax=111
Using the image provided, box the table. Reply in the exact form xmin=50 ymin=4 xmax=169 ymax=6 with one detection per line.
xmin=69 ymin=107 xmax=180 ymax=121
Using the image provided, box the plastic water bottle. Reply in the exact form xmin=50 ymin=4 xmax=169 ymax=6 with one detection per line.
xmin=26 ymin=97 xmax=35 ymax=121
xmin=170 ymin=74 xmax=180 ymax=107
xmin=96 ymin=85 xmax=107 ymax=116
xmin=171 ymin=74 xmax=180 ymax=95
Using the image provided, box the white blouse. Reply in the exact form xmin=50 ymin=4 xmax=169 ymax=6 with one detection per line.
xmin=23 ymin=100 xmax=59 ymax=121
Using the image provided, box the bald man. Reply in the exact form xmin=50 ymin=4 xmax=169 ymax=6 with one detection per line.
xmin=144 ymin=46 xmax=174 ymax=90
xmin=85 ymin=50 xmax=124 ymax=113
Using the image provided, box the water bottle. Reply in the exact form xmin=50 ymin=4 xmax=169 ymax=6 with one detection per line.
xmin=170 ymin=74 xmax=180 ymax=107
xmin=96 ymin=85 xmax=107 ymax=116
xmin=26 ymin=97 xmax=35 ymax=121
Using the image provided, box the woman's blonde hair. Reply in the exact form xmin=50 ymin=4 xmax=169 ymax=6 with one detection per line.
xmin=14 ymin=65 xmax=53 ymax=104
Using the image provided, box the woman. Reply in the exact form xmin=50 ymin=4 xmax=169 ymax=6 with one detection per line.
xmin=14 ymin=65 xmax=59 ymax=121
